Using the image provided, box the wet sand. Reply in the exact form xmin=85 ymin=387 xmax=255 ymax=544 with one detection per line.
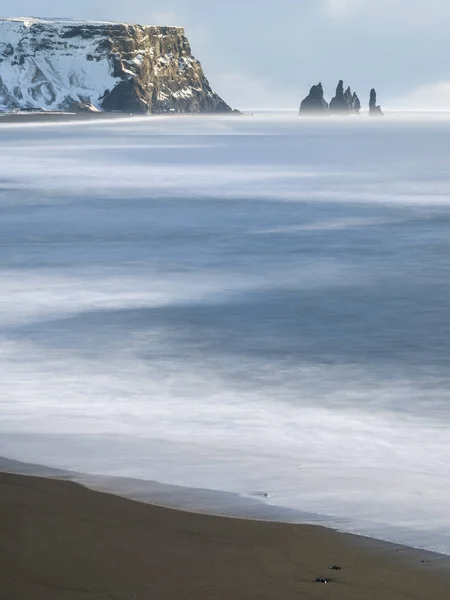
xmin=1 ymin=470 xmax=450 ymax=600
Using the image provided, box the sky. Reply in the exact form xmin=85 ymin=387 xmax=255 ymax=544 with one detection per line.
xmin=2 ymin=0 xmax=450 ymax=110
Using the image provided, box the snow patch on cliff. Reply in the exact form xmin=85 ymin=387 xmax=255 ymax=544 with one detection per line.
xmin=0 ymin=18 xmax=121 ymax=111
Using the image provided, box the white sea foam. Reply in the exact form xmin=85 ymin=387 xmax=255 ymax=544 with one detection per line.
xmin=1 ymin=113 xmax=450 ymax=553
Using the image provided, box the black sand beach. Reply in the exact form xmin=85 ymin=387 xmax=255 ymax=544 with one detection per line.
xmin=2 ymin=468 xmax=450 ymax=600
xmin=0 ymin=111 xmax=134 ymax=124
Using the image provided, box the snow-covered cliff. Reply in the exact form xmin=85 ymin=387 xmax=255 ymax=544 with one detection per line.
xmin=0 ymin=17 xmax=232 ymax=114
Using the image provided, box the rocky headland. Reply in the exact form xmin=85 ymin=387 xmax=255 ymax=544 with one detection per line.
xmin=0 ymin=17 xmax=232 ymax=114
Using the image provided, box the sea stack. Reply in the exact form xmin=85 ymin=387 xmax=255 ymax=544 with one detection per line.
xmin=345 ymin=86 xmax=361 ymax=114
xmin=344 ymin=86 xmax=353 ymax=108
xmin=369 ymin=89 xmax=384 ymax=116
xmin=299 ymin=83 xmax=329 ymax=115
xmin=345 ymin=87 xmax=361 ymax=114
xmin=352 ymin=92 xmax=361 ymax=114
xmin=330 ymin=80 xmax=351 ymax=114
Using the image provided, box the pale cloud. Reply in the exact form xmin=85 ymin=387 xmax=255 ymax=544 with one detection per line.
xmin=145 ymin=12 xmax=180 ymax=26
xmin=323 ymin=0 xmax=450 ymax=22
xmin=324 ymin=0 xmax=360 ymax=18
xmin=212 ymin=72 xmax=299 ymax=110
xmin=393 ymin=81 xmax=450 ymax=111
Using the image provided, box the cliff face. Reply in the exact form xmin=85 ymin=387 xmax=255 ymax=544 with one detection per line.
xmin=0 ymin=17 xmax=232 ymax=114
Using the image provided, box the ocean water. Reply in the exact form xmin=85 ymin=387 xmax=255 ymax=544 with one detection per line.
xmin=1 ymin=112 xmax=450 ymax=553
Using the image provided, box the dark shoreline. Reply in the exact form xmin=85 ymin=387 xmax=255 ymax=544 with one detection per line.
xmin=0 ymin=111 xmax=135 ymax=124
xmin=2 ymin=457 xmax=450 ymax=599
xmin=0 ymin=110 xmax=244 ymax=124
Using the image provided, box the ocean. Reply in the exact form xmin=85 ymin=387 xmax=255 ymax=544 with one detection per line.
xmin=1 ymin=112 xmax=450 ymax=553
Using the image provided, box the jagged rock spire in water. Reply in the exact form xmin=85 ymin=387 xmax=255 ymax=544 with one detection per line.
xmin=353 ymin=92 xmax=361 ymax=114
xmin=330 ymin=80 xmax=352 ymax=114
xmin=299 ymin=81 xmax=375 ymax=117
xmin=369 ymin=88 xmax=384 ymax=116
xmin=299 ymin=82 xmax=329 ymax=115
xmin=345 ymin=86 xmax=361 ymax=114
xmin=344 ymin=86 xmax=353 ymax=107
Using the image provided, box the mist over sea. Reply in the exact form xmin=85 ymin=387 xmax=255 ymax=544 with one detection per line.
xmin=1 ymin=112 xmax=450 ymax=553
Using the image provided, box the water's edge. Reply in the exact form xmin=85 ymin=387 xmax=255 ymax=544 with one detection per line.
xmin=2 ymin=454 xmax=450 ymax=570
